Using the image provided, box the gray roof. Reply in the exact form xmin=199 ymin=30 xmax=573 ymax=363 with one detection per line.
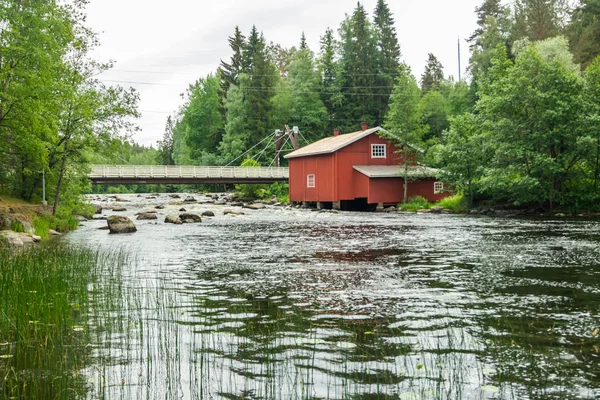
xmin=353 ymin=165 xmax=439 ymax=179
xmin=284 ymin=127 xmax=384 ymax=159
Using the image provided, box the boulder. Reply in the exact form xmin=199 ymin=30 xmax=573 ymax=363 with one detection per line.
xmin=201 ymin=210 xmax=215 ymax=217
xmin=214 ymin=200 xmax=227 ymax=205
xmin=112 ymin=206 xmax=127 ymax=212
xmin=31 ymin=235 xmax=42 ymax=243
xmin=243 ymin=203 xmax=266 ymax=210
xmin=165 ymin=215 xmax=182 ymax=224
xmin=75 ymin=215 xmax=88 ymax=222
xmin=417 ymin=209 xmax=431 ymax=213
xmin=383 ymin=206 xmax=396 ymax=213
xmin=169 ymin=194 xmax=181 ymax=199
xmin=179 ymin=213 xmax=201 ymax=223
xmin=0 ymin=231 xmax=24 ymax=249
xmin=48 ymin=229 xmax=62 ymax=236
xmin=14 ymin=217 xmax=35 ymax=235
xmin=230 ymin=202 xmax=244 ymax=207
xmin=179 ymin=208 xmax=187 ymax=212
xmin=115 ymin=196 xmax=129 ymax=202
xmin=155 ymin=205 xmax=165 ymax=209
xmin=94 ymin=205 xmax=103 ymax=214
xmin=137 ymin=213 xmax=158 ymax=220
xmin=211 ymin=194 xmax=219 ymax=200
xmin=183 ymin=196 xmax=197 ymax=203
xmin=224 ymin=209 xmax=245 ymax=216
xmin=106 ymin=216 xmax=137 ymax=234
xmin=98 ymin=226 xmax=109 ymax=230
xmin=429 ymin=206 xmax=444 ymax=214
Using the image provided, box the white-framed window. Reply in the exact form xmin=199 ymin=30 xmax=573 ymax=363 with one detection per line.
xmin=307 ymin=174 xmax=315 ymax=188
xmin=371 ymin=144 xmax=386 ymax=159
xmin=434 ymin=181 xmax=444 ymax=194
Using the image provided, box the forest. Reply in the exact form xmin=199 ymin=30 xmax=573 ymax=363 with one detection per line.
xmin=2 ymin=0 xmax=600 ymax=212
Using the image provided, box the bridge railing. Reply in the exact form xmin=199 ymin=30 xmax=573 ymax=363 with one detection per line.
xmin=89 ymin=165 xmax=289 ymax=179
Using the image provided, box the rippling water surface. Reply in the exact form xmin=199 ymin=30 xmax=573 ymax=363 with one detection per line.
xmin=68 ymin=194 xmax=600 ymax=399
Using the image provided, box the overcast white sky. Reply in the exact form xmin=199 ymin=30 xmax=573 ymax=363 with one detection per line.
xmin=85 ymin=0 xmax=481 ymax=147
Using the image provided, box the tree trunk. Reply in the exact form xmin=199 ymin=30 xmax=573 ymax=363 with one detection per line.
xmin=52 ymin=149 xmax=68 ymax=216
xmin=403 ymin=149 xmax=409 ymax=204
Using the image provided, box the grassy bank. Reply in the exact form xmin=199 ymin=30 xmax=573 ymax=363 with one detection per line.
xmin=399 ymin=194 xmax=468 ymax=213
xmin=0 ymin=244 xmax=125 ymax=399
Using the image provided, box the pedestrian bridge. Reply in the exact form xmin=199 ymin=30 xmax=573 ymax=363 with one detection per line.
xmin=89 ymin=165 xmax=289 ymax=185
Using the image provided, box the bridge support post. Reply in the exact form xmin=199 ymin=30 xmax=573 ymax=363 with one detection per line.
xmin=333 ymin=201 xmax=341 ymax=210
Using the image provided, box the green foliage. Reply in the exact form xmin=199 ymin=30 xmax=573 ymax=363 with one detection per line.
xmin=436 ymin=194 xmax=467 ymax=213
xmin=10 ymin=219 xmax=24 ymax=233
xmin=398 ymin=196 xmax=430 ymax=212
xmin=266 ymin=182 xmax=290 ymax=203
xmin=421 ymin=53 xmax=445 ymax=94
xmin=183 ymin=75 xmax=224 ymax=160
xmin=235 ymin=159 xmax=268 ymax=199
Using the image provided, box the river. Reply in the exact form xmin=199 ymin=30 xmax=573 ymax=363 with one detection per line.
xmin=66 ymin=193 xmax=600 ymax=400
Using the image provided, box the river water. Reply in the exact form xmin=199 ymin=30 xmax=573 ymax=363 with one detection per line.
xmin=67 ymin=193 xmax=600 ymax=400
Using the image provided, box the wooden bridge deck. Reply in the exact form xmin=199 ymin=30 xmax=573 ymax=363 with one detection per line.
xmin=89 ymin=165 xmax=289 ymax=185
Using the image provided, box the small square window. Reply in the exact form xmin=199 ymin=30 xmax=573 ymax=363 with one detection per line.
xmin=434 ymin=182 xmax=444 ymax=194
xmin=371 ymin=144 xmax=386 ymax=158
xmin=307 ymin=174 xmax=315 ymax=188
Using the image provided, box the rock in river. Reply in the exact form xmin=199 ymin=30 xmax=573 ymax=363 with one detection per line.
xmin=243 ymin=203 xmax=266 ymax=210
xmin=165 ymin=215 xmax=182 ymax=224
xmin=137 ymin=213 xmax=158 ymax=220
xmin=179 ymin=213 xmax=201 ymax=223
xmin=112 ymin=206 xmax=127 ymax=212
xmin=183 ymin=196 xmax=197 ymax=203
xmin=107 ymin=216 xmax=137 ymax=234
xmin=224 ymin=209 xmax=245 ymax=216
xmin=201 ymin=211 xmax=215 ymax=217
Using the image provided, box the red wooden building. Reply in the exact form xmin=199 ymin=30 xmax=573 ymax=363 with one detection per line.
xmin=284 ymin=124 xmax=448 ymax=210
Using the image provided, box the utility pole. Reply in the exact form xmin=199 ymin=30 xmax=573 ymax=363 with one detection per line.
xmin=273 ymin=125 xmax=301 ymax=167
xmin=458 ymin=37 xmax=462 ymax=82
xmin=42 ymin=167 xmax=47 ymax=206
xmin=274 ymin=129 xmax=284 ymax=167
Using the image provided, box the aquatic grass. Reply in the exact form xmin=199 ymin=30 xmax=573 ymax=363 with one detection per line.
xmin=0 ymin=243 xmax=129 ymax=399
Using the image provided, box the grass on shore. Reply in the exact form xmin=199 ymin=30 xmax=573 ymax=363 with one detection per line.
xmin=399 ymin=194 xmax=467 ymax=213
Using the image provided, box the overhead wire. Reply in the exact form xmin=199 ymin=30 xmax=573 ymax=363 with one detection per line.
xmin=225 ymin=132 xmax=276 ymax=166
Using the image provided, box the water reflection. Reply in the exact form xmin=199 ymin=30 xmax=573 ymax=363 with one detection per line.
xmin=68 ymin=194 xmax=600 ymax=399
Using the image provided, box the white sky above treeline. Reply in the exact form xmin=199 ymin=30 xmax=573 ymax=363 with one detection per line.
xmin=85 ymin=0 xmax=481 ymax=146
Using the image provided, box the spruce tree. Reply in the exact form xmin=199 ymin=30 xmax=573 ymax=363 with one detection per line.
xmin=339 ymin=2 xmax=378 ymax=131
xmin=243 ymin=26 xmax=261 ymax=72
xmin=318 ymin=28 xmax=343 ymax=133
xmin=421 ymin=53 xmax=444 ymax=94
xmin=300 ymin=32 xmax=308 ymax=50
xmin=373 ymin=0 xmax=401 ymax=124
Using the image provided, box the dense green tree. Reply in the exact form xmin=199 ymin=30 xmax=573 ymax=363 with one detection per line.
xmin=373 ymin=0 xmax=401 ymax=124
xmin=243 ymin=26 xmax=261 ymax=72
xmin=156 ymin=116 xmax=175 ymax=165
xmin=419 ymin=91 xmax=449 ymax=143
xmin=271 ymin=48 xmax=328 ymax=142
xmin=476 ymin=38 xmax=591 ymax=209
xmin=0 ymin=0 xmax=74 ymax=198
xmin=219 ymin=26 xmax=245 ymax=93
xmin=317 ymin=28 xmax=343 ymax=133
xmin=219 ymin=74 xmax=252 ymax=162
xmin=584 ymin=57 xmax=600 ymax=192
xmin=421 ymin=53 xmax=445 ymax=94
xmin=384 ymin=65 xmax=423 ymax=203
xmin=434 ymin=113 xmax=487 ymax=207
xmin=567 ymin=0 xmax=600 ymax=68
xmin=513 ymin=0 xmax=570 ymax=41
xmin=338 ymin=2 xmax=379 ymax=131
xmin=245 ymin=32 xmax=279 ymax=151
xmin=182 ymin=74 xmax=224 ymax=162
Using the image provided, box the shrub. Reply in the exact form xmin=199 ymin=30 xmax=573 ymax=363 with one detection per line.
xmin=436 ymin=194 xmax=467 ymax=213
xmin=399 ymin=196 xmax=430 ymax=212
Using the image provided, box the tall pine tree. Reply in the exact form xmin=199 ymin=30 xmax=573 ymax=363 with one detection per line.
xmin=339 ymin=2 xmax=379 ymax=131
xmin=421 ymin=53 xmax=444 ymax=94
xmin=318 ymin=28 xmax=343 ymax=133
xmin=373 ymin=0 xmax=401 ymax=125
